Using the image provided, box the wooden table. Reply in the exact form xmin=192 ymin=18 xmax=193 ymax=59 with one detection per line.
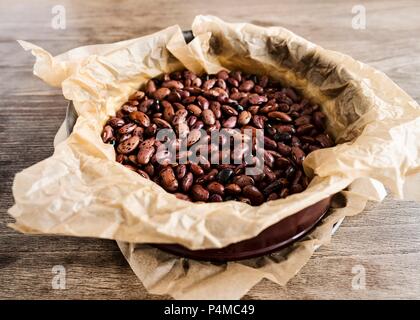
xmin=1 ymin=0 xmax=419 ymax=299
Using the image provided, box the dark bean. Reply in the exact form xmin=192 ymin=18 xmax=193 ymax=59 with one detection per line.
xmin=232 ymin=175 xmax=254 ymax=188
xmin=217 ymin=169 xmax=234 ymax=184
xmin=162 ymin=80 xmax=184 ymax=90
xmin=221 ymin=104 xmax=239 ymax=116
xmin=264 ymin=136 xmax=277 ymax=150
xmin=295 ymin=115 xmax=312 ymax=126
xmin=137 ymin=169 xmax=150 ymax=180
xmin=118 ymin=123 xmax=137 ymax=135
xmin=209 ymin=194 xmax=223 ymax=202
xmin=274 ymin=132 xmax=292 ymax=141
xmin=248 ymin=94 xmax=267 ymax=105
xmin=237 ymin=110 xmax=251 ymax=126
xmin=239 ymin=80 xmax=254 ymax=92
xmin=252 ymin=115 xmax=265 ymax=129
xmin=297 ymin=124 xmax=315 ymax=135
xmin=242 ymin=185 xmax=264 ymax=206
xmin=217 ymin=70 xmax=229 ymax=80
xmin=275 ymin=157 xmax=291 ymax=169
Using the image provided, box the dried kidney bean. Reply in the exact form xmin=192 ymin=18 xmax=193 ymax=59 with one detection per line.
xmin=102 ymin=70 xmax=335 ymax=205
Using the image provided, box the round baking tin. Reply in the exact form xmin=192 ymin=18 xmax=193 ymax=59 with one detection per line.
xmin=64 ymin=30 xmax=340 ymax=262
xmin=154 ymin=196 xmax=331 ymax=262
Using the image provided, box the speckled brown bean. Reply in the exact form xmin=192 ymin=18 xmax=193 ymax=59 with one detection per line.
xmin=137 ymin=139 xmax=156 ymax=165
xmin=315 ymin=133 xmax=334 ymax=148
xmin=297 ymin=124 xmax=315 ymax=135
xmin=162 ymin=101 xmax=175 ymax=123
xmin=222 ymin=116 xmax=237 ymax=128
xmin=122 ymin=104 xmax=137 ymax=113
xmin=248 ymin=105 xmax=260 ymax=115
xmin=225 ymin=183 xmax=241 ymax=195
xmin=153 ymin=87 xmax=171 ymax=100
xmin=187 ymin=115 xmax=197 ymax=127
xmin=116 ymin=154 xmax=125 ymax=163
xmin=175 ymin=193 xmax=191 ymax=201
xmin=291 ymin=146 xmax=306 ymax=165
xmin=191 ymin=185 xmax=210 ymax=201
xmin=181 ymin=172 xmax=193 ymax=192
xmin=137 ymin=169 xmax=150 ymax=180
xmin=243 ymin=185 xmax=265 ymax=206
xmin=277 ymin=142 xmax=292 ymax=156
xmin=138 ymin=99 xmax=154 ymax=113
xmin=160 ymin=166 xmax=178 ymax=192
xmin=238 ymin=111 xmax=252 ymax=126
xmin=124 ymin=164 xmax=137 ymax=172
xmin=117 ymin=136 xmax=140 ymax=154
xmin=102 ymin=125 xmax=114 ymax=143
xmin=232 ymin=175 xmax=254 ymax=188
xmin=191 ymin=120 xmax=204 ymax=130
xmin=217 ymin=70 xmax=229 ymax=80
xmin=203 ymin=79 xmax=216 ymax=90
xmin=175 ymin=164 xmax=187 ymax=179
xmin=190 ymin=163 xmax=204 ymax=176
xmin=252 ymin=114 xmax=265 ymax=129
xmin=210 ymin=101 xmax=222 ymax=119
xmin=209 ymin=194 xmax=223 ymax=202
xmin=207 ymin=181 xmax=225 ymax=195
xmin=202 ymin=109 xmax=216 ymax=125
xmin=144 ymin=163 xmax=155 ymax=177
xmin=129 ymin=111 xmax=150 ymax=127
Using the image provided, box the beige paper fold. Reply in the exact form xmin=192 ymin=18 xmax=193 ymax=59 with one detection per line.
xmin=8 ymin=15 xmax=420 ymax=299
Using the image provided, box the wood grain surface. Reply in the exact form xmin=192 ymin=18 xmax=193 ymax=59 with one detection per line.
xmin=0 ymin=0 xmax=419 ymax=300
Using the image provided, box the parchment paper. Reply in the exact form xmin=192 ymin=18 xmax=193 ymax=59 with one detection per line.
xmin=9 ymin=15 xmax=420 ymax=299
